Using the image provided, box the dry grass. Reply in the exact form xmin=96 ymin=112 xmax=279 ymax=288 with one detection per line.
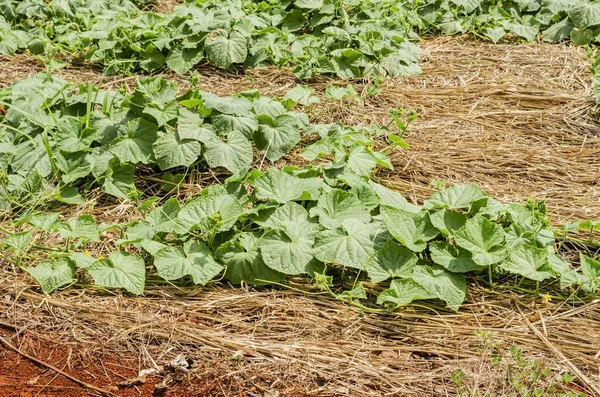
xmin=1 ymin=36 xmax=600 ymax=396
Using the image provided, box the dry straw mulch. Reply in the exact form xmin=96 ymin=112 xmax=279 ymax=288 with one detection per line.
xmin=1 ymin=36 xmax=599 ymax=396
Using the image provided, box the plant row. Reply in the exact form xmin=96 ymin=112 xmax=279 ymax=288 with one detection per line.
xmin=0 ymin=73 xmax=404 ymax=211
xmin=2 ymin=0 xmax=600 ymax=78
xmin=5 ymin=171 xmax=599 ymax=309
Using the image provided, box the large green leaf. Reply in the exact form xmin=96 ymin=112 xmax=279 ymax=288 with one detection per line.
xmin=365 ymin=240 xmax=417 ymax=283
xmin=200 ymin=92 xmax=253 ymax=116
xmin=153 ymin=130 xmax=202 ymax=170
xmin=259 ymin=202 xmax=320 ymax=233
xmin=295 ymin=0 xmax=323 ymax=9
xmin=424 ymin=184 xmax=487 ymax=210
xmin=110 ymin=118 xmax=157 ymax=164
xmin=310 ymin=188 xmax=371 ymax=229
xmin=57 ymin=214 xmax=100 ymax=241
xmin=260 ymin=225 xmax=317 ymax=275
xmin=368 ymin=181 xmax=421 ymax=213
xmin=27 ymin=259 xmax=75 ymax=294
xmin=429 ymin=241 xmax=484 ymax=273
xmin=313 ymin=219 xmax=383 ymax=269
xmin=166 ymin=47 xmax=203 ymax=74
xmin=429 ymin=209 xmax=467 ymax=237
xmin=215 ymin=232 xmax=285 ymax=285
xmin=254 ymin=114 xmax=301 ymax=161
xmin=500 ymin=245 xmax=554 ymax=281
xmin=103 ymin=158 xmax=135 ymax=200
xmin=177 ymin=186 xmax=244 ymax=232
xmin=454 ymin=216 xmax=507 ymax=266
xmin=154 ymin=240 xmax=223 ymax=285
xmin=87 ymin=251 xmax=146 ymax=295
xmin=212 ymin=114 xmax=258 ymax=138
xmin=380 ymin=206 xmax=439 ymax=252
xmin=254 ymin=169 xmax=322 ymax=204
xmin=200 ymin=129 xmax=253 ymax=173
xmin=412 ymin=265 xmax=467 ymax=309
xmin=569 ymin=1 xmax=600 ymax=29
xmin=205 ymin=30 xmax=248 ymax=69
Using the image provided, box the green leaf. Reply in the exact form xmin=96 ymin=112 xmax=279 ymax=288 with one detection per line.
xmin=380 ymin=206 xmax=439 ymax=252
xmin=200 ymin=129 xmax=253 ymax=173
xmin=429 ymin=209 xmax=467 ymax=237
xmin=368 ymin=182 xmax=421 ymax=212
xmin=103 ymin=158 xmax=135 ymax=200
xmin=260 ymin=227 xmax=317 ymax=275
xmin=484 ymin=27 xmax=506 ymax=43
xmin=412 ymin=265 xmax=467 ymax=309
xmin=580 ymin=253 xmax=600 ymax=293
xmin=4 ymin=231 xmax=32 ymax=256
xmin=69 ymin=252 xmax=96 ymax=269
xmin=154 ymin=240 xmax=223 ymax=285
xmin=200 ymin=92 xmax=253 ymax=116
xmin=541 ymin=18 xmax=574 ymax=42
xmin=313 ymin=219 xmax=383 ymax=269
xmin=146 ymin=198 xmax=183 ymax=234
xmin=87 ymin=251 xmax=146 ymax=295
xmin=254 ymin=114 xmax=301 ymax=161
xmin=500 ymin=245 xmax=554 ymax=282
xmin=450 ymin=0 xmax=482 ymax=12
xmin=338 ymin=282 xmax=367 ymax=300
xmin=28 ymin=213 xmax=59 ymax=232
xmin=212 ymin=114 xmax=258 ymax=138
xmin=57 ymin=214 xmax=100 ymax=242
xmin=55 ymin=150 xmax=94 ymax=184
xmin=177 ymin=187 xmax=244 ymax=232
xmin=205 ymin=30 xmax=248 ymax=69
xmin=295 ymin=0 xmax=323 ymax=9
xmin=252 ymin=97 xmax=286 ymax=118
xmin=153 ymin=131 xmax=202 ymax=170
xmin=377 ymin=279 xmax=435 ymax=307
xmin=309 ymin=189 xmax=371 ymax=229
xmin=429 ymin=241 xmax=485 ymax=273
xmin=454 ymin=216 xmax=508 ymax=266
xmin=26 ymin=259 xmax=75 ymax=294
xmin=110 ymin=118 xmax=157 ymax=164
xmin=424 ymin=184 xmax=488 ymax=210
xmin=283 ymin=85 xmax=320 ymax=106
xmin=569 ymin=1 xmax=600 ymax=29
xmin=166 ymin=47 xmax=203 ymax=74
xmin=571 ymin=27 xmax=594 ymax=45
xmin=346 ymin=146 xmax=377 ymax=177
xmin=259 ymin=202 xmax=320 ymax=233
xmin=365 ymin=240 xmax=418 ymax=283
xmin=254 ymin=169 xmax=322 ymax=204
xmin=215 ymin=232 xmax=285 ymax=285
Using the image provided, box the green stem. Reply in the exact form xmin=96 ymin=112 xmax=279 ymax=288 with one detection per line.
xmin=488 ymin=265 xmax=494 ymax=286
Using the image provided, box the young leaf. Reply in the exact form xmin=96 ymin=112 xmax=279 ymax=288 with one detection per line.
xmin=28 ymin=213 xmax=59 ymax=232
xmin=365 ymin=239 xmax=418 ymax=283
xmin=103 ymin=158 xmax=135 ymax=200
xmin=87 ymin=251 xmax=146 ymax=295
xmin=26 ymin=259 xmax=75 ymax=294
xmin=454 ymin=216 xmax=507 ymax=266
xmin=4 ymin=231 xmax=32 ymax=256
xmin=283 ymin=85 xmax=320 ymax=106
xmin=154 ymin=240 xmax=223 ymax=285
